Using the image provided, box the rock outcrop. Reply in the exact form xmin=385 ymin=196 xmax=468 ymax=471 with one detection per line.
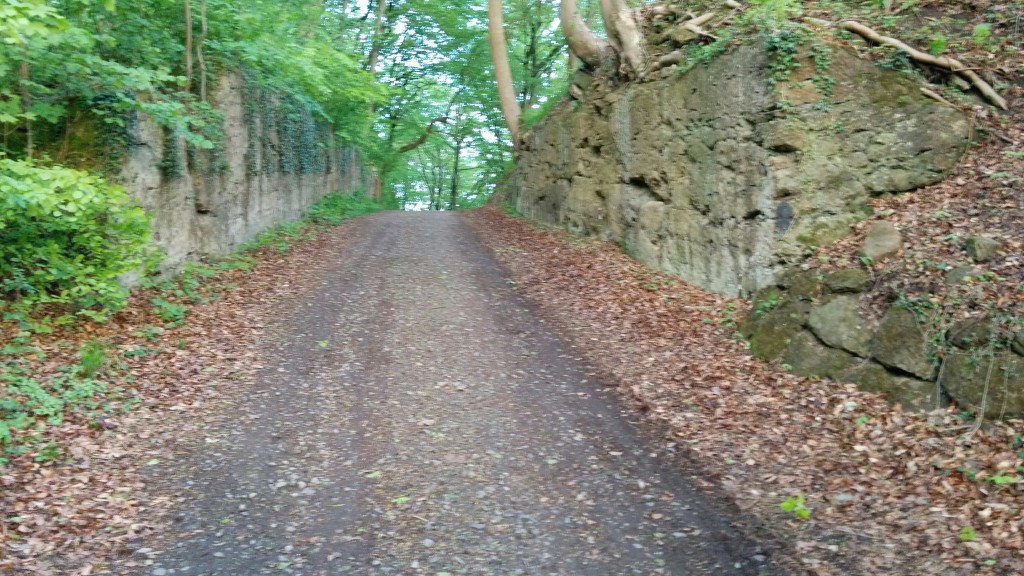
xmin=743 ymin=266 xmax=1024 ymax=418
xmin=498 ymin=45 xmax=970 ymax=297
xmin=121 ymin=72 xmax=375 ymax=271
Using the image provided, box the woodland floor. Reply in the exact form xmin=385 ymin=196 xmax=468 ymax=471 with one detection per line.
xmin=3 ymin=206 xmax=1023 ymax=576
xmin=2 ymin=212 xmax=783 ymax=575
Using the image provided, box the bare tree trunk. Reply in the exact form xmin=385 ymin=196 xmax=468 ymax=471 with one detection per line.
xmin=599 ymin=0 xmax=646 ymax=77
xmin=338 ymin=0 xmax=351 ymax=42
xmin=567 ymin=1 xmax=596 ymax=71
xmin=374 ymin=172 xmax=384 ymax=200
xmin=197 ymin=0 xmax=208 ymax=101
xmin=19 ymin=51 xmax=31 ymax=158
xmin=367 ymin=0 xmax=387 ymax=75
xmin=487 ymin=0 xmax=522 ymax=149
xmin=561 ymin=0 xmax=608 ymax=68
xmin=184 ymin=0 xmax=193 ymax=93
xmin=449 ymin=135 xmax=463 ymax=211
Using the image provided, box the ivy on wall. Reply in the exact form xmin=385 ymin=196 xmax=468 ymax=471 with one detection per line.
xmin=238 ymin=76 xmax=340 ymax=181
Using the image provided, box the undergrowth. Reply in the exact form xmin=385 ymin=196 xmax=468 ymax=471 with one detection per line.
xmin=0 ymin=190 xmax=382 ymax=465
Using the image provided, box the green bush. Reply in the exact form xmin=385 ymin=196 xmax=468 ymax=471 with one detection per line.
xmin=305 ymin=190 xmax=379 ymax=225
xmin=0 ymin=159 xmax=155 ymax=315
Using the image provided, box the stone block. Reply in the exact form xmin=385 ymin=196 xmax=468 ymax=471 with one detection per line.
xmin=941 ymin=350 xmax=1024 ymax=419
xmin=808 ymin=295 xmax=871 ymax=357
xmin=871 ymin=305 xmax=936 ymax=380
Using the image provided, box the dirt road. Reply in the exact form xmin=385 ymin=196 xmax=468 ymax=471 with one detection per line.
xmin=140 ymin=212 xmax=780 ymax=576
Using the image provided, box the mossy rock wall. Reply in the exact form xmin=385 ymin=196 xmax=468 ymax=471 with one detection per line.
xmin=498 ymin=44 xmax=969 ymax=297
xmin=119 ymin=72 xmax=375 ymax=271
xmin=743 ymin=269 xmax=1024 ymax=418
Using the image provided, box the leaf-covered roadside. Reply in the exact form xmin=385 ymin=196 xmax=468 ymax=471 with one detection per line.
xmin=0 ymin=194 xmax=381 ymax=573
xmin=465 ymin=207 xmax=1024 ymax=576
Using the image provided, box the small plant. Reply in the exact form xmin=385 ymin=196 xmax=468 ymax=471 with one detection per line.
xmin=719 ymin=302 xmax=739 ymax=325
xmin=77 ymin=340 xmax=108 ymax=378
xmin=765 ymin=28 xmax=803 ymax=83
xmin=959 ymin=526 xmax=977 ymax=542
xmin=123 ymin=346 xmax=160 ymax=359
xmin=972 ymin=23 xmax=993 ymax=49
xmin=755 ymin=293 xmax=781 ymax=316
xmin=151 ymin=298 xmax=187 ymax=325
xmin=34 ymin=441 xmax=61 ymax=463
xmin=780 ymin=493 xmax=811 ymax=520
xmin=983 ymin=473 xmax=1019 ymax=486
xmin=132 ymin=325 xmax=164 ymax=342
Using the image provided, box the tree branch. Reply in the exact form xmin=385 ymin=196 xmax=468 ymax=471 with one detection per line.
xmin=397 ymin=117 xmax=449 ymax=153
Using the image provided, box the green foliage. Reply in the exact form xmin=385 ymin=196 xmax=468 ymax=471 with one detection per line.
xmin=928 ymin=33 xmax=948 ymax=56
xmin=749 ymin=0 xmax=803 ymax=31
xmin=150 ymin=298 xmax=187 ymax=326
xmin=983 ymin=473 xmax=1019 ymax=486
xmin=0 ymin=357 xmax=116 ymax=459
xmin=33 ymin=441 xmax=60 ymax=463
xmin=678 ymin=31 xmax=736 ymax=75
xmin=765 ymin=28 xmax=804 ymax=84
xmin=972 ymin=23 xmax=994 ymax=51
xmin=755 ymin=293 xmax=781 ymax=316
xmin=0 ymin=0 xmax=381 ymax=177
xmin=0 ymin=159 xmax=155 ymax=315
xmin=306 ymin=192 xmax=382 ymax=225
xmin=77 ymin=339 xmax=108 ymax=378
xmin=780 ymin=493 xmax=811 ymax=520
xmin=959 ymin=526 xmax=977 ymax=542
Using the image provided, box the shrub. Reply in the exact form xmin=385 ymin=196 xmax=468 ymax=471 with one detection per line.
xmin=0 ymin=159 xmax=155 ymax=315
xmin=305 ymin=190 xmax=378 ymax=225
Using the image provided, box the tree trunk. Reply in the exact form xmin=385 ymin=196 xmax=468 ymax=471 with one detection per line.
xmin=599 ymin=0 xmax=646 ymax=77
xmin=19 ymin=52 xmax=31 ymax=158
xmin=197 ymin=0 xmax=208 ymax=100
xmin=561 ymin=0 xmax=608 ymax=68
xmin=367 ymin=0 xmax=387 ymax=75
xmin=519 ymin=23 xmax=537 ymax=107
xmin=568 ymin=1 xmax=598 ymax=71
xmin=374 ymin=171 xmax=384 ymax=200
xmin=449 ymin=136 xmax=463 ymax=211
xmin=487 ymin=0 xmax=522 ymax=149
xmin=184 ymin=0 xmax=193 ymax=93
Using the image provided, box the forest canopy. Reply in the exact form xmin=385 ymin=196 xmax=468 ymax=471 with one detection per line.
xmin=0 ymin=0 xmax=583 ymax=211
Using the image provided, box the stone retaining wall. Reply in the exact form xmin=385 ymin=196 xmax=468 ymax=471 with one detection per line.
xmin=498 ymin=45 xmax=970 ymax=297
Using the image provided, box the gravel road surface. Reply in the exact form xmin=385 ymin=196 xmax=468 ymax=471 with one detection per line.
xmin=141 ymin=212 xmax=781 ymax=576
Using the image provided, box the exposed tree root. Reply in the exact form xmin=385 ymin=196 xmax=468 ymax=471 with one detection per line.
xmin=642 ymin=13 xmax=719 ymax=77
xmin=839 ymin=20 xmax=1009 ymax=110
xmin=920 ymin=86 xmax=955 ymax=107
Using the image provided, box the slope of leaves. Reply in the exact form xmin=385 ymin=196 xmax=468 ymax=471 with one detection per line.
xmin=0 ymin=204 xmax=380 ymax=573
xmin=465 ymin=207 xmax=1024 ymax=576
xmin=810 ymin=125 xmax=1024 ymax=330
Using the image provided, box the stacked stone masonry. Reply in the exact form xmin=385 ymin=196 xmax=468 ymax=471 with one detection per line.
xmin=743 ymin=269 xmax=1024 ymax=419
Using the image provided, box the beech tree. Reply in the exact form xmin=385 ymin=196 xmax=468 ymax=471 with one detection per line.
xmin=487 ymin=0 xmax=522 ymax=149
xmin=561 ymin=0 xmax=608 ymax=68
xmin=561 ymin=0 xmax=646 ymax=77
